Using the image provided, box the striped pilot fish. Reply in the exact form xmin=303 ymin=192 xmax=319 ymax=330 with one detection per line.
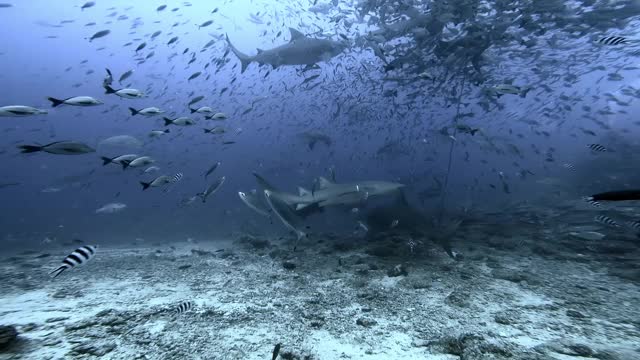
xmin=173 ymin=301 xmax=193 ymax=314
xmin=50 ymin=245 xmax=97 ymax=278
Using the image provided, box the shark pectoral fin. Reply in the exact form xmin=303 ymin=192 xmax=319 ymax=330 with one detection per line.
xmin=289 ymin=28 xmax=305 ymax=41
xmin=317 ymin=176 xmax=334 ymax=189
xmin=256 ymin=48 xmax=264 ymax=53
xmin=295 ymin=203 xmax=311 ymax=211
xmin=298 ymin=187 xmax=311 ymax=197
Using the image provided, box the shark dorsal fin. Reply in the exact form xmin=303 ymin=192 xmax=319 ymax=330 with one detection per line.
xmin=298 ymin=187 xmax=311 ymax=197
xmin=317 ymin=176 xmax=334 ymax=189
xmin=256 ymin=48 xmax=264 ymax=53
xmin=289 ymin=28 xmax=305 ymax=41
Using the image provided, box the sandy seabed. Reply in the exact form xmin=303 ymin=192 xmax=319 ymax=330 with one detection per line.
xmin=0 ymin=229 xmax=639 ymax=360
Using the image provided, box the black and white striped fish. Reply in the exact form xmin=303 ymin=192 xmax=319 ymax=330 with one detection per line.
xmin=173 ymin=301 xmax=193 ymax=314
xmin=583 ymin=196 xmax=601 ymax=207
xmin=594 ymin=215 xmax=619 ymax=227
xmin=625 ymin=220 xmax=640 ymax=231
xmin=596 ymin=36 xmax=631 ymax=45
xmin=171 ymin=173 xmax=183 ymax=183
xmin=562 ymin=163 xmax=575 ymax=171
xmin=587 ymin=144 xmax=607 ymax=152
xmin=50 ymin=245 xmax=97 ymax=278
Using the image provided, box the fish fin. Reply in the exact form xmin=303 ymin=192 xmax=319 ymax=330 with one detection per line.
xmin=163 ymin=117 xmax=173 ymax=126
xmin=298 ymin=187 xmax=311 ymax=197
xmin=101 ymin=156 xmax=113 ymax=166
xmin=225 ymin=34 xmax=252 ymax=73
xmin=295 ymin=203 xmax=310 ymax=211
xmin=140 ymin=181 xmax=151 ymax=190
xmin=104 ymin=85 xmax=116 ymax=94
xmin=520 ymin=87 xmax=531 ymax=98
xmin=289 ymin=28 xmax=305 ymax=41
xmin=105 ymin=68 xmax=112 ymax=76
xmin=128 ymin=107 xmax=139 ymax=116
xmin=256 ymin=48 xmax=264 ymax=53
xmin=317 ymin=176 xmax=334 ymax=189
xmin=46 ymin=97 xmax=64 ymax=107
xmin=50 ymin=266 xmax=67 ymax=279
xmin=18 ymin=144 xmax=43 ymax=153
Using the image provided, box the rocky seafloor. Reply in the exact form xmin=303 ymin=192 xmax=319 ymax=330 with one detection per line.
xmin=1 ymin=224 xmax=639 ymax=360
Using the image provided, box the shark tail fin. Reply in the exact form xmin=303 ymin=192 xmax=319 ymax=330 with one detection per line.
xmin=225 ymin=34 xmax=251 ymax=73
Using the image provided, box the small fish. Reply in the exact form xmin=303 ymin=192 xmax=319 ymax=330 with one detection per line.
xmin=129 ymin=107 xmax=163 ymax=116
xmin=47 ymin=96 xmax=102 ymax=107
xmin=188 ymin=71 xmax=202 ymax=81
xmin=122 ymin=156 xmax=154 ymax=170
xmin=594 ymin=215 xmax=619 ymax=227
xmin=188 ymin=96 xmax=204 ymax=106
xmin=491 ymin=84 xmax=530 ymax=98
xmin=164 ymin=116 xmax=195 ymax=126
xmin=149 ymin=129 xmax=170 ymax=137
xmin=156 ymin=4 xmax=167 ymax=12
xmin=104 ymin=85 xmax=144 ymax=99
xmin=80 ymin=1 xmax=95 ymax=10
xmin=203 ymin=161 xmax=220 ymax=178
xmin=0 ymin=105 xmax=48 ymax=117
xmin=89 ymin=30 xmax=110 ymax=41
xmin=198 ymin=20 xmax=213 ymax=29
xmin=390 ymin=219 xmax=399 ymax=228
xmin=203 ymin=127 xmax=225 ymax=134
xmin=583 ymin=196 xmax=602 ymax=207
xmin=272 ymin=343 xmax=281 ymax=360
xmin=172 ymin=173 xmax=183 ymax=183
xmin=357 ymin=221 xmax=369 ymax=232
xmin=135 ymin=42 xmax=146 ymax=52
xmin=144 ymin=166 xmax=160 ymax=173
xmin=190 ymin=106 xmax=214 ymax=114
xmin=587 ymin=144 xmax=607 ymax=152
xmin=140 ymin=175 xmax=173 ymax=190
xmin=118 ymin=69 xmax=134 ymax=83
xmin=167 ymin=36 xmax=179 ymax=45
xmin=562 ymin=163 xmax=575 ymax=170
xmin=95 ymin=203 xmax=127 ymax=214
xmin=18 ymin=141 xmax=95 ymax=155
xmin=103 ymin=68 xmax=113 ymax=86
xmin=101 ymin=154 xmax=139 ymax=166
xmin=174 ymin=301 xmax=193 ymax=314
xmin=50 ymin=245 xmax=97 ymax=278
xmin=625 ymin=220 xmax=640 ymax=231
xmin=198 ymin=176 xmax=225 ymax=203
xmin=596 ymin=36 xmax=631 ymax=45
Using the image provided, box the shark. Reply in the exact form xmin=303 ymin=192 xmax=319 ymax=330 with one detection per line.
xmin=226 ymin=28 xmax=347 ymax=73
xmin=269 ymin=176 xmax=405 ymax=210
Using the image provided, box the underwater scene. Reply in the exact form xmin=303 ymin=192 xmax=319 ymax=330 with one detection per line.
xmin=0 ymin=0 xmax=639 ymax=359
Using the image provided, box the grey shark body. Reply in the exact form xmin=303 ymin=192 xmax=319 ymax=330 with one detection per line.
xmin=226 ymin=28 xmax=347 ymax=73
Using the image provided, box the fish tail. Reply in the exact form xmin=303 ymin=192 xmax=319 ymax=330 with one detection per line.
xmin=101 ymin=156 xmax=113 ymax=166
xmin=164 ymin=129 xmax=170 ymax=134
xmin=18 ymin=144 xmax=43 ymax=153
xmin=163 ymin=117 xmax=172 ymax=126
xmin=470 ymin=129 xmax=479 ymax=136
xmin=225 ymin=34 xmax=252 ymax=73
xmin=203 ymin=129 xmax=210 ymax=133
xmin=128 ymin=107 xmax=139 ymax=116
xmin=189 ymin=108 xmax=197 ymax=114
xmin=121 ymin=161 xmax=131 ymax=170
xmin=104 ymin=85 xmax=116 ymax=94
xmin=46 ymin=97 xmax=64 ymax=107
xmin=50 ymin=266 xmax=67 ymax=279
xmin=140 ymin=181 xmax=151 ymax=190
xmin=520 ymin=87 xmax=531 ymax=98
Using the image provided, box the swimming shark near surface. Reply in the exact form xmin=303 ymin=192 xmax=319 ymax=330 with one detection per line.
xmin=226 ymin=28 xmax=347 ymax=73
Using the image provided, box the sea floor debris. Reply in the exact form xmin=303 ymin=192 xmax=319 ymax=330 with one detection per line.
xmin=0 ymin=227 xmax=639 ymax=360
